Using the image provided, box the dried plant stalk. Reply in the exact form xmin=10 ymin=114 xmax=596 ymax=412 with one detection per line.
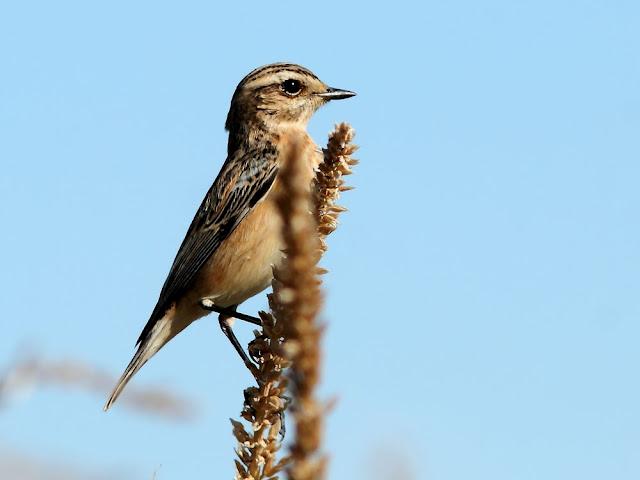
xmin=274 ymin=134 xmax=325 ymax=480
xmin=231 ymin=311 xmax=290 ymax=480
xmin=0 ymin=353 xmax=197 ymax=421
xmin=315 ymin=123 xmax=358 ymax=248
xmin=231 ymin=124 xmax=357 ymax=480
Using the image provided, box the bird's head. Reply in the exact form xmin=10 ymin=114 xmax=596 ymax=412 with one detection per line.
xmin=225 ymin=63 xmax=355 ymax=133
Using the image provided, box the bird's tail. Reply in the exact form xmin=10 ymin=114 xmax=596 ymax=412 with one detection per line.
xmin=103 ymin=309 xmax=182 ymax=411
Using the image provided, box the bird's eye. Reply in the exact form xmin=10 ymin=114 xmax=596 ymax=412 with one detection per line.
xmin=281 ymin=79 xmax=302 ymax=96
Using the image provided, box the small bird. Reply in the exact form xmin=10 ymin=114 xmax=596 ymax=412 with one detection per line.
xmin=104 ymin=63 xmax=355 ymax=411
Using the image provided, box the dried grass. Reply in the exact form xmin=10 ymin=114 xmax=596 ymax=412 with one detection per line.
xmin=0 ymin=353 xmax=197 ymax=421
xmin=232 ymin=123 xmax=357 ymax=480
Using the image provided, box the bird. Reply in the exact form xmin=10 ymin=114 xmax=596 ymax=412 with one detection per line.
xmin=104 ymin=63 xmax=355 ymax=411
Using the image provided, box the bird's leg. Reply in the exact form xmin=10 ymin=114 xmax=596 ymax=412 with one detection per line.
xmin=200 ymin=299 xmax=262 ymax=326
xmin=218 ymin=313 xmax=261 ymax=380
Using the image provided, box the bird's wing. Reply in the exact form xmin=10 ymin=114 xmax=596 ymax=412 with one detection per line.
xmin=137 ymin=147 xmax=279 ymax=346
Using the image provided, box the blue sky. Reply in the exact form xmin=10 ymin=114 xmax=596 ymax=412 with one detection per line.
xmin=1 ymin=0 xmax=639 ymax=479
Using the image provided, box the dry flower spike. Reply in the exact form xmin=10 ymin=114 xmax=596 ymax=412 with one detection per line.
xmin=231 ymin=123 xmax=357 ymax=480
xmin=0 ymin=353 xmax=197 ymax=421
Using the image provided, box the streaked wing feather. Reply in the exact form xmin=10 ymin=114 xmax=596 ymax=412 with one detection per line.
xmin=136 ymin=149 xmax=278 ymax=346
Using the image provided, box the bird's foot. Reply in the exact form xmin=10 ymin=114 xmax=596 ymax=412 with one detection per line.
xmin=199 ymin=299 xmax=262 ymax=326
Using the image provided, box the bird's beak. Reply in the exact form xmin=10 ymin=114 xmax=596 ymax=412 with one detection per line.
xmin=316 ymin=87 xmax=356 ymax=100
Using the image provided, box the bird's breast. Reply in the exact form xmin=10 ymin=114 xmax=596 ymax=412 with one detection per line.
xmin=195 ymin=194 xmax=284 ymax=308
xmin=188 ymin=130 xmax=322 ymax=309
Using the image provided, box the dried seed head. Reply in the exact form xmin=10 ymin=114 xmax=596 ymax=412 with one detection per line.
xmin=231 ymin=124 xmax=357 ymax=480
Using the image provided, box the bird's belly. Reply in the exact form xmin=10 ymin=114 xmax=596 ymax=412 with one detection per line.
xmin=194 ymin=195 xmax=284 ymax=308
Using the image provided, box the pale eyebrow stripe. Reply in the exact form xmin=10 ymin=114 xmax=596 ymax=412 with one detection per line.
xmin=240 ymin=64 xmax=318 ymax=88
